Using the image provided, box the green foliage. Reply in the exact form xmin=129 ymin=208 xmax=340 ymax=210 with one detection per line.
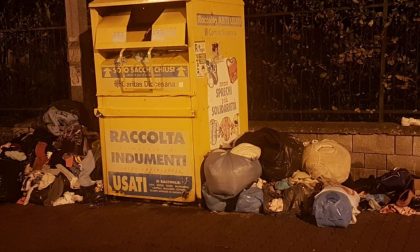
xmin=245 ymin=0 xmax=419 ymax=121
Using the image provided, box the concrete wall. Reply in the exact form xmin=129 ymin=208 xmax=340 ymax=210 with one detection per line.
xmin=249 ymin=121 xmax=420 ymax=180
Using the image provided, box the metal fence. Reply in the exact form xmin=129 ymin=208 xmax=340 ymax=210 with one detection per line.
xmin=245 ymin=0 xmax=420 ymax=122
xmin=0 ymin=1 xmax=418 ymax=125
xmin=0 ymin=1 xmax=69 ymax=126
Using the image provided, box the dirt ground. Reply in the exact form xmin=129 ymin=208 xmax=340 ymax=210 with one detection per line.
xmin=0 ymin=201 xmax=419 ymax=252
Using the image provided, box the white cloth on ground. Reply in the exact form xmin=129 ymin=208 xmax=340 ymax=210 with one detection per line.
xmin=52 ymin=191 xmax=83 ymax=206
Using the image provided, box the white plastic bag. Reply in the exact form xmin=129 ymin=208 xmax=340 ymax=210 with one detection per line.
xmin=302 ymin=139 xmax=350 ymax=185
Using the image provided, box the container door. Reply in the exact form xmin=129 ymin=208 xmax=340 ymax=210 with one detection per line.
xmin=100 ymin=116 xmax=195 ymax=202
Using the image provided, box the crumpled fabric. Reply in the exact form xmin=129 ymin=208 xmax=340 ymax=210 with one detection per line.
xmin=43 ymin=106 xmax=79 ymax=137
xmin=256 ymin=178 xmax=265 ymax=189
xmin=360 ymin=192 xmax=391 ymax=211
xmin=52 ymin=191 xmax=83 ymax=206
xmin=231 ymin=143 xmax=261 ymax=160
xmin=262 ymin=182 xmax=282 ymax=214
xmin=380 ymin=204 xmax=420 ymax=216
xmin=78 ymin=150 xmax=96 ymax=187
xmin=56 ymin=164 xmax=80 ymax=189
xmin=21 ymin=185 xmax=38 ymax=206
xmin=38 ymin=173 xmax=56 ymax=190
xmin=275 ymin=179 xmax=290 ymax=191
xmin=57 ymin=124 xmax=83 ymax=154
xmin=4 ymin=151 xmax=27 ymax=161
xmin=288 ymin=170 xmax=319 ymax=190
xmin=43 ymin=175 xmax=65 ymax=206
xmin=268 ymin=198 xmax=284 ymax=212
xmin=0 ymin=143 xmax=12 ymax=154
xmin=21 ymin=171 xmax=44 ymax=192
xmin=32 ymin=141 xmax=49 ymax=170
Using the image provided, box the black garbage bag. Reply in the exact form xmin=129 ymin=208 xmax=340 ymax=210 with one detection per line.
xmin=376 ymin=168 xmax=414 ymax=194
xmin=235 ymin=128 xmax=303 ymax=181
xmin=79 ymin=184 xmax=105 ymax=204
xmin=283 ymin=183 xmax=322 ymax=215
xmin=375 ymin=168 xmax=417 ymax=202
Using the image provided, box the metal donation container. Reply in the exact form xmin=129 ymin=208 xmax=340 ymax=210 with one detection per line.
xmin=89 ymin=0 xmax=248 ymax=202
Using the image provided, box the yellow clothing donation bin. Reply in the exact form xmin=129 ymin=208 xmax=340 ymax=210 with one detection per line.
xmin=89 ymin=0 xmax=248 ymax=202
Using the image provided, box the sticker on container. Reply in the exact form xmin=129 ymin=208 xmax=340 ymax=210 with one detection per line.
xmin=207 ymin=56 xmax=240 ymax=149
xmin=194 ymin=41 xmax=207 ymax=77
xmin=108 ymin=172 xmax=192 ymax=198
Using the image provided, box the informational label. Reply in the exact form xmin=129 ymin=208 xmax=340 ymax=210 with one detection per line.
xmin=207 ymin=57 xmax=240 ymax=149
xmin=101 ymin=65 xmax=189 ymax=79
xmin=108 ymin=172 xmax=192 ymax=198
xmin=194 ymin=41 xmax=207 ymax=77
xmin=108 ymin=130 xmax=188 ymax=167
xmin=103 ymin=117 xmax=195 ymax=200
xmin=100 ymin=64 xmax=189 ymax=90
xmin=197 ymin=14 xmax=242 ymax=27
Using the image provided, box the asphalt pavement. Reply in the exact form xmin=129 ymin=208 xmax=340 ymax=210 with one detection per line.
xmin=1 ymin=200 xmax=419 ymax=252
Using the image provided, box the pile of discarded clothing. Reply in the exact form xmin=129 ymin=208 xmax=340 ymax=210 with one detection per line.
xmin=202 ymin=127 xmax=420 ymax=228
xmin=0 ymin=100 xmax=104 ymax=206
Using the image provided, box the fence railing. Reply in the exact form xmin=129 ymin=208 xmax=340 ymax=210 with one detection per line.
xmin=245 ymin=0 xmax=420 ymax=122
xmin=0 ymin=26 xmax=69 ymax=125
xmin=0 ymin=0 xmax=69 ymax=126
xmin=1 ymin=1 xmax=419 ymax=125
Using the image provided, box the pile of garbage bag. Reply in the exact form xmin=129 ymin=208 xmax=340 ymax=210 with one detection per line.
xmin=202 ymin=127 xmax=420 ymax=228
xmin=0 ymin=100 xmax=104 ymax=206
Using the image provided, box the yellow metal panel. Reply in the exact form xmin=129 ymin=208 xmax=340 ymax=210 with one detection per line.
xmin=89 ymin=0 xmax=187 ymax=8
xmin=186 ymin=0 xmax=248 ymax=199
xmin=94 ymin=41 xmax=187 ymax=50
xmin=97 ymin=52 xmax=190 ymax=95
xmin=95 ymin=11 xmax=131 ymax=45
xmin=101 ymin=117 xmax=195 ymax=202
xmin=90 ymin=0 xmax=248 ymax=202
xmin=89 ymin=0 xmax=242 ymax=8
xmin=95 ymin=108 xmax=195 ymax=117
xmin=152 ymin=8 xmax=186 ymax=44
xmin=97 ymin=96 xmax=193 ymax=109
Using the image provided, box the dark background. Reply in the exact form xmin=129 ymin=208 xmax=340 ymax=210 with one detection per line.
xmin=0 ymin=0 xmax=418 ymax=125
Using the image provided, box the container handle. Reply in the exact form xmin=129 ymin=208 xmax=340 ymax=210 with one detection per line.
xmin=116 ymin=47 xmax=160 ymax=91
xmin=147 ymin=47 xmax=156 ymax=88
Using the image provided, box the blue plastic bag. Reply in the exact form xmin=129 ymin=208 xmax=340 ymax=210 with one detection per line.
xmin=313 ymin=190 xmax=353 ymax=228
xmin=202 ymin=183 xmax=227 ymax=212
xmin=235 ymin=186 xmax=263 ymax=213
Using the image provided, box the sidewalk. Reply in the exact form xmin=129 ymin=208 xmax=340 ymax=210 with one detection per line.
xmin=1 ymin=201 xmax=419 ymax=252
